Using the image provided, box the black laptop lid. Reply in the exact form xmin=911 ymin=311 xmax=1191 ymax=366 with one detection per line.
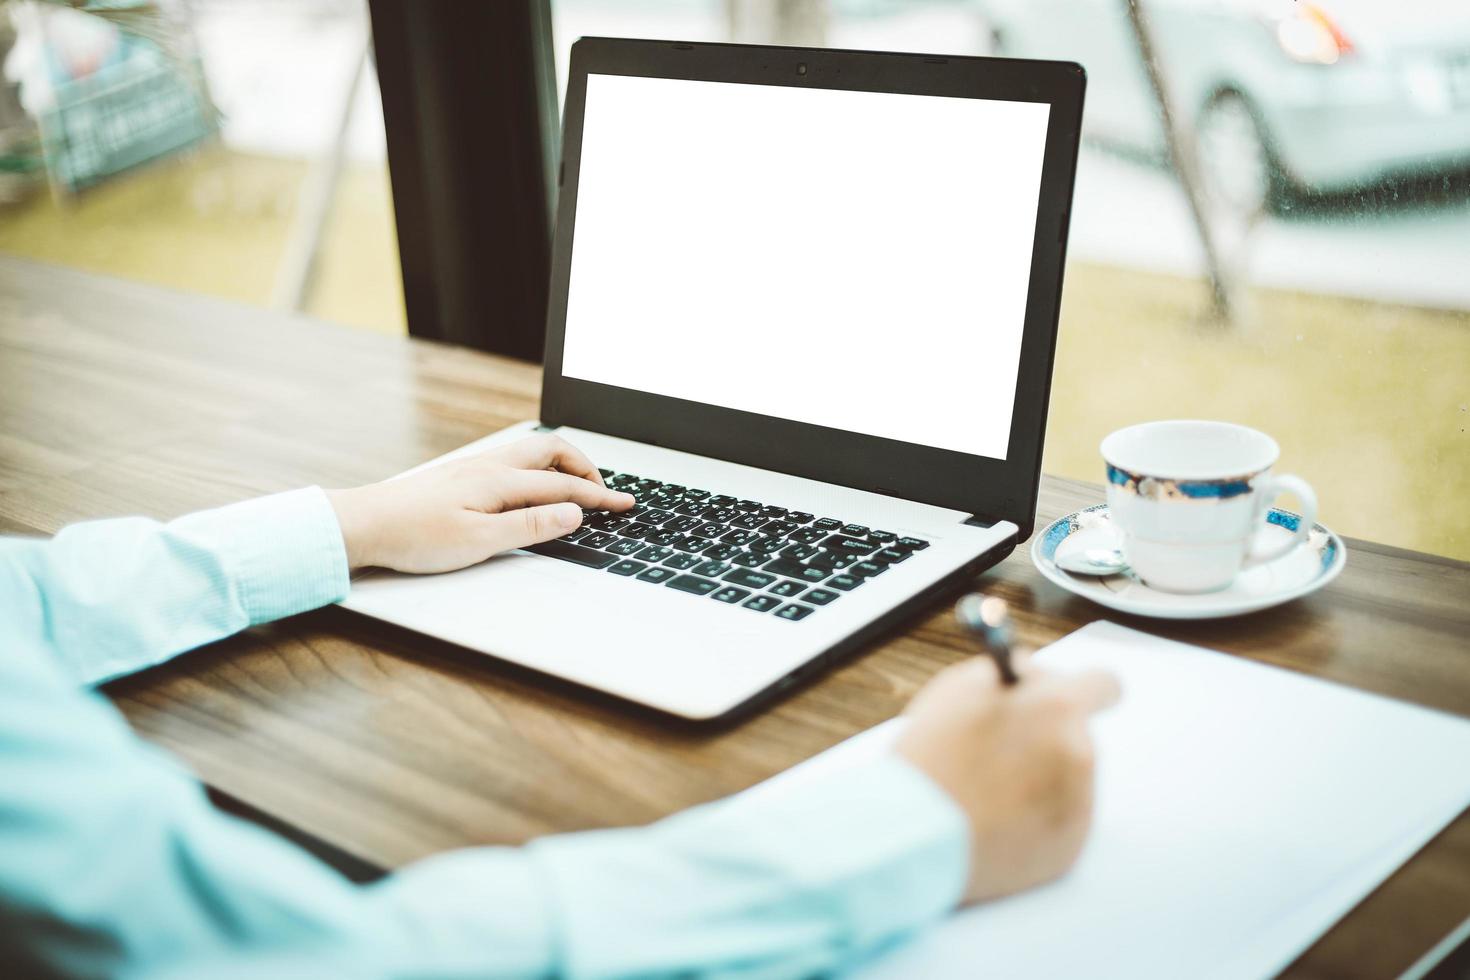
xmin=541 ymin=38 xmax=1085 ymax=539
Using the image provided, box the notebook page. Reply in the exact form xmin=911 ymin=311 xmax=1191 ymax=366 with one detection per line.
xmin=748 ymin=622 xmax=1470 ymax=979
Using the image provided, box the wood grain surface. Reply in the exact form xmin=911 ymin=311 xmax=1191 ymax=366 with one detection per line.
xmin=3 ymin=257 xmax=1467 ymax=979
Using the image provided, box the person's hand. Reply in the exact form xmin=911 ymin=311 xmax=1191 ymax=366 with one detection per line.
xmin=896 ymin=654 xmax=1120 ymax=905
xmin=326 ymin=434 xmax=634 ymax=573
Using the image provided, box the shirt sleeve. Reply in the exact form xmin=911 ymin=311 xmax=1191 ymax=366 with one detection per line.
xmin=0 ymin=487 xmax=350 ymax=685
xmin=0 ymin=640 xmax=967 ymax=979
xmin=0 ymin=491 xmax=969 ymax=976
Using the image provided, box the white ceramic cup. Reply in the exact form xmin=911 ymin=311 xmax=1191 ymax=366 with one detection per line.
xmin=1100 ymin=420 xmax=1318 ymax=594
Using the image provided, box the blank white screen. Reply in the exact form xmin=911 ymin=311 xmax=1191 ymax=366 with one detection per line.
xmin=561 ymin=73 xmax=1051 ymax=461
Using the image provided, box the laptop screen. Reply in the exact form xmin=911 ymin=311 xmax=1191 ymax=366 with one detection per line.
xmin=560 ymin=72 xmax=1052 ymax=462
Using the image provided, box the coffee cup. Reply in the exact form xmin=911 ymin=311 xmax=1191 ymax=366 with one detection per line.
xmin=1100 ymin=420 xmax=1318 ymax=594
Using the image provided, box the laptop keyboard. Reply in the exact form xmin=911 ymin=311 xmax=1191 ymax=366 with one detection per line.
xmin=525 ymin=470 xmax=930 ymax=621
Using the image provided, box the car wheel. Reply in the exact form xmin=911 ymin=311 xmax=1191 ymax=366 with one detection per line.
xmin=1194 ymin=91 xmax=1285 ymax=219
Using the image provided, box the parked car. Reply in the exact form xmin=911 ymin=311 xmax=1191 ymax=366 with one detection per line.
xmin=983 ymin=0 xmax=1470 ymax=214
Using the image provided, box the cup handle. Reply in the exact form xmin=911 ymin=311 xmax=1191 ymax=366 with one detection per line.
xmin=1245 ymin=474 xmax=1318 ymax=566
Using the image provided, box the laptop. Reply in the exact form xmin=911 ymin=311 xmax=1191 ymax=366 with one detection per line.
xmin=344 ymin=38 xmax=1085 ymax=721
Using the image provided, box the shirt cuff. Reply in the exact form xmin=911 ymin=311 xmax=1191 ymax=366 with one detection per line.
xmin=527 ymin=751 xmax=968 ymax=978
xmin=172 ymin=486 xmax=351 ymax=625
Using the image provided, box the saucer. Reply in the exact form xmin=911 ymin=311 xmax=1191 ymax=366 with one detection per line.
xmin=1030 ymin=504 xmax=1346 ymax=620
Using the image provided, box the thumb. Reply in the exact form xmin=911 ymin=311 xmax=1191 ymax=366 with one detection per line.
xmin=479 ymin=502 xmax=584 ymax=554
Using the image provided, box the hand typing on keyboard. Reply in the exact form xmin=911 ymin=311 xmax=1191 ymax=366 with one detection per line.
xmin=528 ymin=464 xmax=932 ymax=621
xmin=326 ymin=434 xmax=634 ymax=573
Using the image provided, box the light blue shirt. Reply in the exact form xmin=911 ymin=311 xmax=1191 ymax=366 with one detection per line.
xmin=0 ymin=487 xmax=968 ymax=978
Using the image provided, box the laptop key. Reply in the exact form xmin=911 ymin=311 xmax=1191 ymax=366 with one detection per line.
xmin=671 ymin=535 xmax=714 ymax=554
xmin=780 ymin=543 xmax=819 ymax=560
xmin=667 ymin=574 xmax=720 ymax=596
xmin=580 ymin=532 xmax=618 ymax=549
xmin=841 ymin=524 xmax=870 ymax=537
xmin=789 ymin=528 xmax=827 ymax=544
xmin=759 ymin=506 xmax=789 ymax=520
xmin=828 ymin=574 xmax=864 ymax=591
xmin=760 ymin=519 xmax=797 ymax=537
xmin=663 ymin=553 xmax=702 ymax=570
xmin=704 ymin=507 xmax=741 ymax=524
xmin=641 ymin=509 xmax=677 ymax=525
xmin=775 ymin=603 xmax=815 ymax=622
xmin=735 ymin=499 xmax=762 ymax=512
xmin=527 ymin=539 xmax=619 ymax=569
xmin=598 ymin=468 xmax=615 ymax=480
xmin=664 ymin=516 xmax=701 ymax=533
xmin=812 ymin=518 xmax=842 ymax=532
xmin=645 ymin=530 xmax=680 ymax=548
xmin=722 ymin=528 xmax=761 ymax=546
xmin=693 ymin=559 xmax=734 ymax=577
xmin=694 ymin=522 xmax=727 ymax=538
xmin=895 ymin=537 xmax=930 ymax=551
xmin=608 ymin=559 xmax=647 ymax=576
xmin=618 ymin=522 xmax=658 ymax=539
xmin=684 ymin=489 xmax=711 ymax=500
xmin=804 ymin=588 xmax=840 ymax=605
xmin=732 ymin=551 xmax=768 ymax=568
xmin=819 ymin=535 xmax=879 ymax=555
xmin=769 ymin=580 xmax=806 ymax=597
xmin=872 ymin=547 xmax=909 ymax=564
xmin=606 ymin=539 xmax=645 ymax=557
xmin=787 ymin=511 xmax=815 ymax=524
xmin=676 ymin=500 xmax=709 ymax=516
xmin=742 ymin=595 xmax=781 ymax=613
xmin=850 ymin=561 xmax=887 ymax=578
xmin=636 ymin=566 xmax=677 ymax=584
xmin=708 ymin=495 xmax=737 ymax=508
xmin=732 ymin=514 xmax=767 ymax=531
xmin=764 ymin=558 xmax=830 ymax=583
xmin=808 ymin=550 xmax=858 ymax=571
xmin=711 ymin=586 xmax=751 ymax=604
xmin=702 ymin=545 xmax=740 ymax=563
xmin=636 ymin=545 xmax=674 ymax=562
xmin=868 ymin=530 xmax=897 ymax=544
xmin=562 ymin=527 xmax=592 ymax=542
xmin=724 ymin=569 xmax=777 ymax=589
xmin=750 ymin=536 xmax=785 ymax=554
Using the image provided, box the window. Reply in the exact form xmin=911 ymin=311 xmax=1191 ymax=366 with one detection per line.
xmin=0 ymin=0 xmax=403 ymax=334
xmin=550 ymin=0 xmax=1470 ymax=561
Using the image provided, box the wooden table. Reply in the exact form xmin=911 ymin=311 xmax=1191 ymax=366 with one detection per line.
xmin=3 ymin=257 xmax=1467 ymax=978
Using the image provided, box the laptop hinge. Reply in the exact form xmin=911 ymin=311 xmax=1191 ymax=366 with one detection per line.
xmin=533 ymin=423 xmax=557 ymax=432
xmin=964 ymin=514 xmax=1001 ymax=529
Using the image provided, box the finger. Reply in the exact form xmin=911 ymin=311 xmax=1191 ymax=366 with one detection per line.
xmin=1055 ymin=668 xmax=1122 ymax=715
xmin=495 ymin=434 xmax=606 ymax=486
xmin=497 ymin=469 xmax=634 ymax=512
xmin=1010 ymin=645 xmax=1039 ymax=677
xmin=475 ymin=503 xmax=584 ymax=554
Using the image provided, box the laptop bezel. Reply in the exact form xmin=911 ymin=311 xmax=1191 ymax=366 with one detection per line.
xmin=540 ymin=37 xmax=1085 ymax=540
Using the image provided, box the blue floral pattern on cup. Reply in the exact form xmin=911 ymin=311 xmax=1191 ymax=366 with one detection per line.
xmin=1106 ymin=464 xmax=1254 ymax=502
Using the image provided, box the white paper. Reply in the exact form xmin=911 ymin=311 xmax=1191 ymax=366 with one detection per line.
xmin=754 ymin=621 xmax=1470 ymax=979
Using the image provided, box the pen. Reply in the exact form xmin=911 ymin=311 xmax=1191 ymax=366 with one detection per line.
xmin=956 ymin=594 xmax=1020 ymax=686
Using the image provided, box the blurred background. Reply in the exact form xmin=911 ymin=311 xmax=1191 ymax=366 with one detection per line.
xmin=2 ymin=0 xmax=1466 ymax=559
